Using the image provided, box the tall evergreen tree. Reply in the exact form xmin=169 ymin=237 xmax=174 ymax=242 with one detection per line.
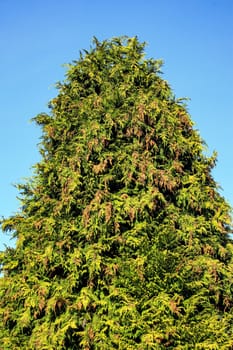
xmin=0 ymin=37 xmax=233 ymax=349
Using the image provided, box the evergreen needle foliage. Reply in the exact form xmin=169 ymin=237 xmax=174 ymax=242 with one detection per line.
xmin=1 ymin=36 xmax=233 ymax=349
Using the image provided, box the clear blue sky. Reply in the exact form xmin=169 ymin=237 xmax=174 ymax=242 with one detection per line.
xmin=1 ymin=0 xmax=232 ymax=249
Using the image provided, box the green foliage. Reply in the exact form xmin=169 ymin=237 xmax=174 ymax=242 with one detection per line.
xmin=1 ymin=36 xmax=233 ymax=349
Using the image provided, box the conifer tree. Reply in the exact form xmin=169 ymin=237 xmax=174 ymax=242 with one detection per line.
xmin=0 ymin=37 xmax=233 ymax=349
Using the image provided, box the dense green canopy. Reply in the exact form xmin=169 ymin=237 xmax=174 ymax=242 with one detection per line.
xmin=0 ymin=37 xmax=233 ymax=349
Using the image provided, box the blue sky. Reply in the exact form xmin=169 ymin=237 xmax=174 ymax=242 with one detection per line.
xmin=0 ymin=0 xmax=232 ymax=249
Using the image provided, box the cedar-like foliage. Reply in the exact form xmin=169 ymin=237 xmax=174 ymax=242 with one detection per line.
xmin=0 ymin=37 xmax=233 ymax=349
